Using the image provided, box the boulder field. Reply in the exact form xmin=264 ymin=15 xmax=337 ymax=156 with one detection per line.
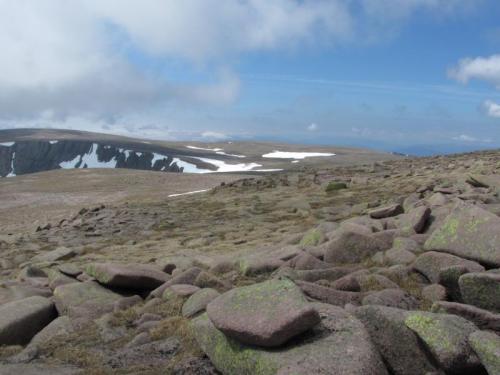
xmin=0 ymin=150 xmax=500 ymax=374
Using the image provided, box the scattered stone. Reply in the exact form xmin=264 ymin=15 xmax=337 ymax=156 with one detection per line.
xmin=422 ymin=284 xmax=447 ymax=303
xmin=469 ymin=330 xmax=500 ymax=375
xmin=163 ymin=284 xmax=200 ymax=300
xmin=58 ymin=264 xmax=82 ymax=277
xmin=182 ymin=288 xmax=220 ymax=318
xmin=239 ymin=257 xmax=284 ymax=276
xmin=53 ymin=281 xmax=122 ymax=319
xmin=31 ymin=247 xmax=76 ymax=263
xmin=86 ymin=263 xmax=169 ymax=290
xmin=424 ymin=202 xmax=500 ymax=267
xmin=405 ymin=311 xmax=481 ymax=373
xmin=289 ymin=252 xmax=330 ymax=270
xmin=113 ymin=295 xmax=142 ymax=312
xmin=0 ymin=296 xmax=56 ymax=345
xmin=369 ymin=204 xmax=404 ymax=219
xmin=385 ymin=247 xmax=417 ymax=266
xmin=126 ymin=332 xmax=152 ymax=348
xmin=324 ymin=225 xmax=388 ymax=263
xmin=356 ymin=274 xmax=399 ymax=292
xmin=206 ymin=279 xmax=320 ymax=347
xmin=438 ymin=265 xmax=470 ymax=301
xmin=412 ymin=251 xmax=484 ymax=283
xmin=296 ymin=280 xmax=363 ymax=306
xmin=195 ymin=303 xmax=388 ymax=374
xmin=459 ymin=272 xmax=500 ymax=313
xmin=362 ymin=289 xmax=419 ymax=310
xmin=194 ymin=271 xmax=228 ymax=290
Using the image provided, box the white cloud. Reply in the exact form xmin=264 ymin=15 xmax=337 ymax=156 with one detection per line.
xmin=449 ymin=54 xmax=500 ymax=88
xmin=0 ymin=0 xmax=479 ymax=129
xmin=201 ymin=131 xmax=229 ymax=140
xmin=482 ymin=100 xmax=500 ymax=118
xmin=452 ymin=134 xmax=492 ymax=143
xmin=307 ymin=123 xmax=318 ymax=131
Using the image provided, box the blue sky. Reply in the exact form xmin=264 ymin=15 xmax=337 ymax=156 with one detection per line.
xmin=1 ymin=1 xmax=500 ymax=154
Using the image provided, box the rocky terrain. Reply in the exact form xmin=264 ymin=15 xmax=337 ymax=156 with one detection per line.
xmin=0 ymin=128 xmax=400 ymax=177
xmin=0 ymin=148 xmax=499 ymax=374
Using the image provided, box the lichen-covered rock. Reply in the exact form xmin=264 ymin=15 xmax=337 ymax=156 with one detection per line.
xmin=288 ymin=252 xmax=330 ymax=270
xmin=206 ymin=279 xmax=320 ymax=347
xmin=355 ymin=306 xmax=439 ymax=375
xmin=469 ymin=330 xmax=500 ymax=375
xmin=0 ymin=296 xmax=56 ymax=345
xmin=362 ymin=289 xmax=419 ymax=310
xmin=53 ymin=281 xmax=122 ymax=319
xmin=85 ymin=263 xmax=169 ymax=290
xmin=404 ymin=312 xmax=481 ymax=373
xmin=459 ymin=272 xmax=500 ymax=313
xmin=299 ymin=228 xmax=326 ymax=246
xmin=182 ymin=288 xmax=220 ymax=318
xmin=424 ymin=202 xmax=500 ymax=267
xmin=431 ymin=301 xmax=500 ymax=332
xmin=324 ymin=225 xmax=388 ymax=264
xmin=438 ymin=265 xmax=470 ymax=301
xmin=194 ymin=303 xmax=388 ymax=375
xmin=238 ymin=257 xmax=284 ymax=276
xmin=399 ymin=206 xmax=431 ymax=234
xmin=412 ymin=251 xmax=484 ymax=283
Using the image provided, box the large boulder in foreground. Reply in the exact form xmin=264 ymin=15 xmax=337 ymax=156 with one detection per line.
xmin=86 ymin=263 xmax=169 ymax=290
xmin=424 ymin=202 xmax=500 ymax=267
xmin=354 ymin=306 xmax=438 ymax=375
xmin=469 ymin=330 xmax=500 ymax=375
xmin=404 ymin=311 xmax=481 ymax=373
xmin=206 ymin=279 xmax=320 ymax=347
xmin=0 ymin=296 xmax=56 ymax=345
xmin=459 ymin=272 xmax=500 ymax=313
xmin=193 ymin=303 xmax=388 ymax=375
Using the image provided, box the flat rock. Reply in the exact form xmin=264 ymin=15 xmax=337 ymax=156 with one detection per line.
xmin=424 ymin=202 xmax=500 ymax=267
xmin=53 ymin=281 xmax=122 ymax=319
xmin=459 ymin=272 xmax=500 ymax=313
xmin=163 ymin=284 xmax=200 ymax=300
xmin=404 ymin=311 xmax=481 ymax=373
xmin=369 ymin=204 xmax=404 ymax=219
xmin=362 ymin=288 xmax=419 ymax=310
xmin=431 ymin=301 xmax=500 ymax=332
xmin=150 ymin=267 xmax=203 ymax=298
xmin=194 ymin=303 xmax=388 ymax=375
xmin=31 ymin=247 xmax=76 ymax=263
xmin=469 ymin=330 xmax=500 ymax=375
xmin=289 ymin=252 xmax=330 ymax=270
xmin=86 ymin=263 xmax=169 ymax=290
xmin=296 ymin=280 xmax=363 ymax=306
xmin=238 ymin=257 xmax=284 ymax=276
xmin=182 ymin=288 xmax=220 ymax=318
xmin=206 ymin=278 xmax=320 ymax=347
xmin=355 ymin=305 xmax=439 ymax=375
xmin=412 ymin=251 xmax=484 ymax=283
xmin=0 ymin=296 xmax=56 ymax=345
xmin=0 ymin=364 xmax=82 ymax=375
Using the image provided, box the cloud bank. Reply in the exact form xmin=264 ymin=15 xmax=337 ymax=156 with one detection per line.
xmin=0 ymin=0 xmax=481 ymax=134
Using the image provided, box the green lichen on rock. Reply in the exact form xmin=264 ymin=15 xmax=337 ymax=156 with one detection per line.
xmin=325 ymin=181 xmax=347 ymax=193
xmin=404 ymin=312 xmax=479 ymax=372
xmin=459 ymin=273 xmax=500 ymax=313
xmin=299 ymin=228 xmax=324 ymax=246
xmin=469 ymin=330 xmax=500 ymax=375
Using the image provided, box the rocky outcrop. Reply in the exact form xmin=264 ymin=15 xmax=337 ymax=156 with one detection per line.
xmin=0 ymin=140 xmax=185 ymax=177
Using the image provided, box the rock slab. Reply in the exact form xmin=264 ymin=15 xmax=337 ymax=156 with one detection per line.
xmin=0 ymin=296 xmax=56 ymax=345
xmin=206 ymin=278 xmax=320 ymax=347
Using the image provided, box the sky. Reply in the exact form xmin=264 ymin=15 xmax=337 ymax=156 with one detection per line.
xmin=1 ymin=0 xmax=500 ymax=154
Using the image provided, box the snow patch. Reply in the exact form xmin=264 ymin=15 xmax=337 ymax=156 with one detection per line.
xmin=0 ymin=142 xmax=14 ymax=147
xmin=253 ymin=169 xmax=283 ymax=172
xmin=49 ymin=140 xmax=58 ymax=144
xmin=59 ymin=143 xmax=117 ymax=169
xmin=292 ymin=160 xmax=300 ymax=164
xmin=186 ymin=145 xmax=246 ymax=158
xmin=168 ymin=189 xmax=210 ymax=198
xmin=195 ymin=157 xmax=261 ymax=172
xmin=262 ymin=151 xmax=335 ymax=159
xmin=7 ymin=152 xmax=16 ymax=177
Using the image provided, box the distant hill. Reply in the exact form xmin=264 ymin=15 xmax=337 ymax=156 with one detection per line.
xmin=0 ymin=128 xmax=401 ymax=177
